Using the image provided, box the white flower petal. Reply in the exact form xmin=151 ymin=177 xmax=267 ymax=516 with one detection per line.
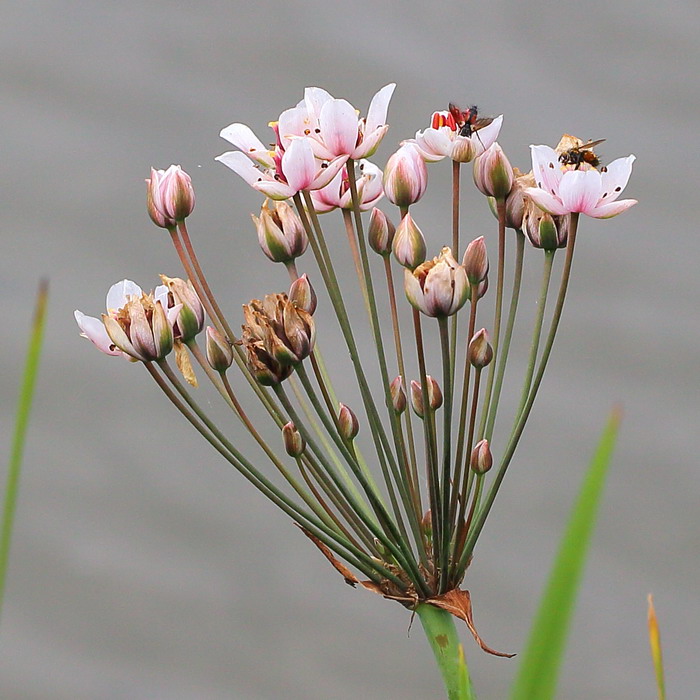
xmin=365 ymin=83 xmax=396 ymax=133
xmin=106 ymin=280 xmax=141 ymax=313
xmin=74 ymin=310 xmax=122 ymax=356
xmin=419 ymin=128 xmax=453 ymax=158
xmin=319 ymin=98 xmax=359 ymax=157
xmin=309 ymin=155 xmax=349 ymax=191
xmin=589 ymin=198 xmax=638 ymax=219
xmin=278 ymin=106 xmax=315 ymax=149
xmin=351 ymin=125 xmax=388 ymax=160
xmin=530 ymin=145 xmax=562 ymax=195
xmin=471 ymin=115 xmax=503 ymax=154
xmin=253 ymin=180 xmax=296 ymax=200
xmin=216 ymin=151 xmax=267 ymax=186
xmin=304 ymin=87 xmax=334 ymax=119
xmin=599 ymin=155 xmax=636 ymax=203
xmin=219 ymin=123 xmax=274 ymax=168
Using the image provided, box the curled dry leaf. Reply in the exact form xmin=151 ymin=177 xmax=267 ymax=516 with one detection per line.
xmin=428 ymin=588 xmax=515 ymax=658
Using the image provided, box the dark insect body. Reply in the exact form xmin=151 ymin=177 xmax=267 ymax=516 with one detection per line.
xmin=558 ymin=139 xmax=606 ymax=169
xmin=448 ymin=103 xmax=494 ymax=138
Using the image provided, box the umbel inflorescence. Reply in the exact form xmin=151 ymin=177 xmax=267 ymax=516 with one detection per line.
xmin=75 ymin=84 xmax=636 ymax=652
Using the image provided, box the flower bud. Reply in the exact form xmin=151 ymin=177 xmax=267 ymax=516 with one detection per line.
xmin=282 ymin=422 xmax=305 ymax=457
xmin=470 ymin=439 xmax=493 ymax=475
xmin=421 ymin=509 xmax=432 ymax=538
xmin=338 ymin=403 xmax=360 ymax=441
xmin=288 ymin=274 xmax=317 ymax=316
xmin=147 ymin=165 xmax=195 ymax=224
xmin=462 ymin=237 xmax=489 ymax=285
xmin=404 ymin=247 xmax=468 ymax=317
xmin=146 ymin=178 xmax=176 ymax=229
xmin=159 ymin=276 xmax=205 ymax=342
xmin=383 ymin=144 xmax=428 ymax=207
xmin=368 ymin=207 xmax=396 ymax=256
xmin=410 ymin=376 xmax=442 ymax=418
xmin=392 ymin=213 xmax=426 ymax=270
xmin=205 ymin=326 xmax=233 ymax=372
xmin=523 ymin=204 xmax=569 ymax=251
xmin=390 ymin=376 xmax=407 ymax=414
xmin=468 ymin=329 xmax=493 ymax=368
xmin=473 ymin=143 xmax=513 ymax=201
xmin=253 ymin=199 xmax=308 ymax=263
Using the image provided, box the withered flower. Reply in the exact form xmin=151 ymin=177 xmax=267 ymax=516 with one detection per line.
xmin=241 ymin=292 xmax=316 ymax=385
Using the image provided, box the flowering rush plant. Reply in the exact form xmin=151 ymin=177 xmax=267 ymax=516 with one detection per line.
xmin=75 ymin=84 xmax=636 ymax=698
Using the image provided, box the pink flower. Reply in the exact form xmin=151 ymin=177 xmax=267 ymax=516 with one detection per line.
xmin=277 ymin=84 xmax=396 ymax=160
xmin=407 ymin=111 xmax=503 ymax=163
xmin=310 ymin=160 xmax=383 ymax=213
xmin=216 ymin=137 xmax=348 ymax=200
xmin=525 ymin=145 xmax=637 ymax=218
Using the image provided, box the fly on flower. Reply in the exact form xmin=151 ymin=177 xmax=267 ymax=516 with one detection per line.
xmin=558 ymin=138 xmax=606 ymax=170
xmin=448 ymin=103 xmax=494 ymax=139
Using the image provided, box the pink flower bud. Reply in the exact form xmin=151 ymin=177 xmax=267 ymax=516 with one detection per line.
xmin=468 ymin=328 xmax=493 ymax=368
xmin=410 ymin=376 xmax=442 ymax=418
xmin=147 ymin=165 xmax=195 ymax=224
xmin=368 ymin=208 xmax=396 ymax=256
xmin=253 ymin=199 xmax=308 ymax=263
xmin=392 ymin=213 xmax=426 ymax=270
xmin=205 ymin=326 xmax=233 ymax=372
xmin=282 ymin=422 xmax=305 ymax=457
xmin=470 ymin=439 xmax=493 ymax=475
xmin=462 ymin=237 xmax=489 ymax=285
xmin=338 ymin=403 xmax=360 ymax=441
xmin=159 ymin=276 xmax=205 ymax=342
xmin=288 ymin=274 xmax=317 ymax=315
xmin=404 ymin=247 xmax=468 ymax=317
xmin=473 ymin=143 xmax=514 ymax=201
xmin=390 ymin=376 xmax=407 ymax=414
xmin=383 ymin=144 xmax=428 ymax=207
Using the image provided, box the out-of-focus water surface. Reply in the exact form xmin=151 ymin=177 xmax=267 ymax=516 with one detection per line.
xmin=1 ymin=1 xmax=698 ymax=698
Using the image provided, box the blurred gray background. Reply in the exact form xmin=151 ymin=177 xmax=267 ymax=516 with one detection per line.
xmin=1 ymin=1 xmax=698 ymax=698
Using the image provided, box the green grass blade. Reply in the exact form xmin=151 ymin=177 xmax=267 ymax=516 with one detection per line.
xmin=510 ymin=408 xmax=622 ymax=700
xmin=0 ymin=280 xmax=49 ymax=619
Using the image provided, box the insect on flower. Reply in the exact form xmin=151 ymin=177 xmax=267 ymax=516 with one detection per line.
xmin=558 ymin=138 xmax=606 ymax=170
xmin=448 ymin=103 xmax=495 ymax=139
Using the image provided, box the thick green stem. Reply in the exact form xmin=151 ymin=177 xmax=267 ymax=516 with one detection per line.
xmin=416 ymin=604 xmax=474 ymax=700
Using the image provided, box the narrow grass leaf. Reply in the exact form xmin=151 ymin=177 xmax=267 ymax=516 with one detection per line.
xmin=0 ymin=281 xmax=49 ymax=619
xmin=647 ymin=594 xmax=666 ymax=700
xmin=510 ymin=408 xmax=621 ymax=700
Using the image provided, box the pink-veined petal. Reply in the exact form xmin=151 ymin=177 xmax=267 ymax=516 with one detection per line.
xmin=219 ymin=123 xmax=274 ymax=168
xmin=559 ymin=169 xmax=602 ymax=214
xmin=419 ymin=128 xmax=453 ymax=158
xmin=282 ymin=138 xmax=318 ymax=192
xmin=365 ymin=83 xmax=396 ymax=133
xmin=74 ymin=311 xmax=122 ymax=356
xmin=523 ymin=187 xmax=570 ymax=216
xmin=319 ymin=99 xmax=359 ymax=157
xmin=106 ymin=280 xmax=142 ymax=313
xmin=308 ymin=155 xmax=349 ymax=191
xmin=216 ymin=151 xmax=268 ymax=187
xmin=530 ymin=145 xmax=563 ymax=195
xmin=403 ymin=269 xmax=428 ymax=314
xmin=304 ymin=87 xmax=334 ymax=120
xmin=351 ymin=124 xmax=388 ymax=159
xmin=278 ymin=106 xmax=316 ymax=149
xmin=599 ymin=155 xmax=636 ymax=203
xmin=588 ymin=198 xmax=638 ymax=219
xmin=470 ymin=115 xmax=503 ymax=154
xmin=253 ymin=179 xmax=296 ymax=200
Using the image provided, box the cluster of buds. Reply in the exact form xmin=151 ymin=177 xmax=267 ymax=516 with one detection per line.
xmin=241 ymin=293 xmax=315 ymax=385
